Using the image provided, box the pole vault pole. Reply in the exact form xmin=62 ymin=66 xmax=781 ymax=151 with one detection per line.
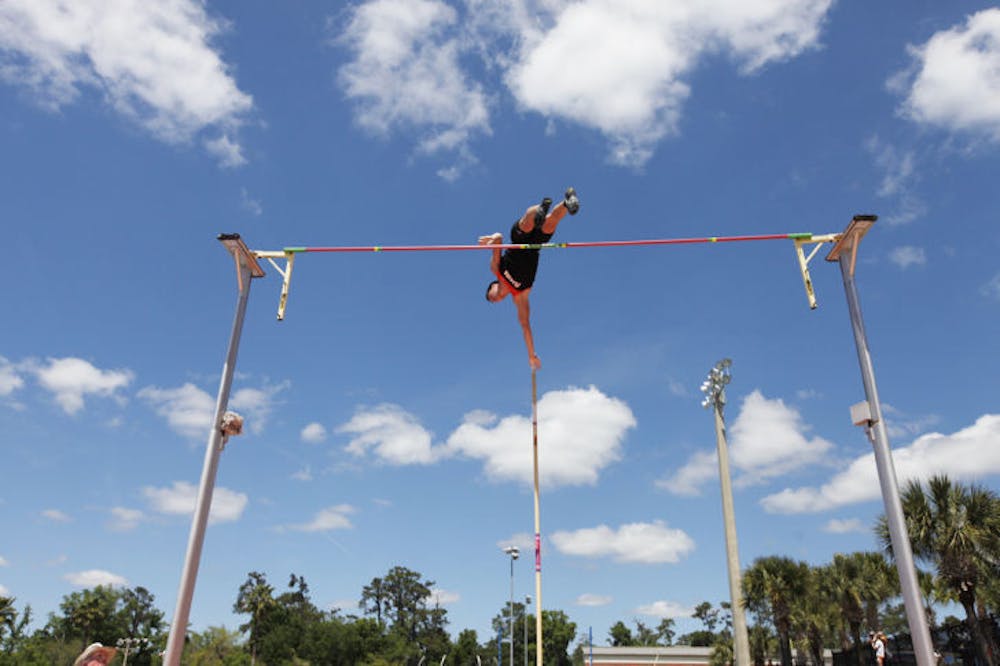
xmin=531 ymin=369 xmax=543 ymax=666
xmin=826 ymin=216 xmax=935 ymax=666
xmin=163 ymin=234 xmax=264 ymax=666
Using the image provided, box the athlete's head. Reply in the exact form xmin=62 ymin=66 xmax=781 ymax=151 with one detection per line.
xmin=485 ymin=280 xmax=508 ymax=303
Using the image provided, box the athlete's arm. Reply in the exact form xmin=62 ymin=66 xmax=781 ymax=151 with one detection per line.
xmin=513 ymin=290 xmax=540 ymax=370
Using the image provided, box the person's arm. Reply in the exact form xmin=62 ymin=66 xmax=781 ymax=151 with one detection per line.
xmin=513 ymin=291 xmax=540 ymax=370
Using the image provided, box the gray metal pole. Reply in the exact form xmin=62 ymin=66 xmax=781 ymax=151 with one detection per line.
xmin=833 ymin=224 xmax=935 ymax=666
xmin=163 ymin=236 xmax=262 ymax=666
xmin=712 ymin=398 xmax=751 ymax=666
xmin=509 ymin=557 xmax=515 ymax=666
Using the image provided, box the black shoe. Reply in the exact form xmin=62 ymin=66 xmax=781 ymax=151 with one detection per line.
xmin=564 ymin=187 xmax=579 ymax=215
xmin=534 ymin=197 xmax=553 ymax=228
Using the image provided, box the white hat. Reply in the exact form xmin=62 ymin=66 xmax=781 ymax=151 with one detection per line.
xmin=73 ymin=642 xmax=118 ymax=666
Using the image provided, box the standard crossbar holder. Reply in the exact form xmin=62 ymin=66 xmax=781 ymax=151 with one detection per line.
xmin=790 ymin=233 xmax=840 ymax=309
xmin=826 ymin=215 xmax=878 ymax=278
xmin=254 ymin=250 xmax=298 ymax=320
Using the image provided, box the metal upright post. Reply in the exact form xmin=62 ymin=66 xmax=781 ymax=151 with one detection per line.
xmin=163 ymin=234 xmax=264 ymax=666
xmin=700 ymin=360 xmax=751 ymax=666
xmin=827 ymin=216 xmax=935 ymax=666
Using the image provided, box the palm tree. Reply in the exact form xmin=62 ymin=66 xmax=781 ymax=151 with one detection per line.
xmin=858 ymin=551 xmax=898 ymax=633
xmin=793 ymin=565 xmax=840 ymax=666
xmin=234 ymin=571 xmax=276 ymax=666
xmin=743 ymin=556 xmax=810 ymax=666
xmin=0 ymin=596 xmax=16 ymax=643
xmin=828 ymin=554 xmax=868 ymax=666
xmin=878 ymin=475 xmax=1000 ymax=666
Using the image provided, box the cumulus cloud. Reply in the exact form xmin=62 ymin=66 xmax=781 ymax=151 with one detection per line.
xmin=0 ymin=0 xmax=254 ymax=165
xmin=139 ymin=380 xmax=286 ymax=439
xmin=285 ymin=504 xmax=356 ymax=532
xmin=0 ymin=555 xmax=9 ymax=566
xmin=635 ymin=599 xmax=695 ymax=618
xmin=447 ymin=386 xmax=636 ymax=487
xmin=338 ymin=0 xmax=490 ymax=178
xmin=138 ymin=383 xmax=214 ymax=439
xmin=864 ymin=135 xmax=925 ymax=226
xmin=981 ymin=273 xmax=1000 ymax=300
xmin=0 ymin=585 xmax=7 ymax=596
xmin=108 ymin=507 xmax=144 ymax=532
xmin=301 ymin=422 xmax=328 ymax=444
xmin=888 ymin=245 xmax=926 ymax=269
xmin=550 ymin=520 xmax=695 ymax=564
xmin=577 ymin=593 xmax=613 ymax=607
xmin=661 ymin=390 xmax=834 ymax=495
xmin=340 ymin=403 xmax=440 ymax=465
xmin=0 ymin=356 xmax=24 ymax=397
xmin=142 ymin=481 xmax=248 ymax=524
xmin=64 ymin=569 xmax=128 ymax=588
xmin=31 ymin=357 xmax=133 ymax=415
xmin=41 ymin=509 xmax=71 ymax=523
xmin=428 ymin=588 xmax=460 ymax=605
xmin=761 ymin=414 xmax=1000 ymax=513
xmin=291 ymin=466 xmax=313 ymax=482
xmin=823 ymin=518 xmax=867 ymax=534
xmin=336 ymin=0 xmax=832 ymax=171
xmin=896 ymin=9 xmax=1000 ymax=142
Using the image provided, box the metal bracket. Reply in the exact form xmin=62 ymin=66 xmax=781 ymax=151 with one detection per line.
xmin=790 ymin=233 xmax=839 ymax=309
xmin=254 ymin=249 xmax=299 ymax=320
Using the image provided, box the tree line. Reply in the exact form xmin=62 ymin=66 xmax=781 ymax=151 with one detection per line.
xmin=1 ymin=475 xmax=999 ymax=665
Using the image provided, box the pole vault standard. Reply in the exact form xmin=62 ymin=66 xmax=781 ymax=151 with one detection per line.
xmin=171 ymin=222 xmax=932 ymax=666
xmin=827 ymin=216 xmax=936 ymax=666
xmin=163 ymin=235 xmax=264 ymax=666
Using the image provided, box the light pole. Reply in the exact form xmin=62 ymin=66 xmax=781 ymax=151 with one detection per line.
xmin=503 ymin=546 xmax=519 ymax=666
xmin=827 ymin=215 xmax=935 ymax=666
xmin=524 ymin=595 xmax=531 ymax=666
xmin=700 ymin=359 xmax=750 ymax=666
xmin=116 ymin=637 xmax=150 ymax=666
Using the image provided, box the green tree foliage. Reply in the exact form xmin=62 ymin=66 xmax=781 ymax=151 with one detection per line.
xmin=742 ymin=556 xmax=810 ymax=666
xmin=879 ymin=475 xmax=1000 ymax=666
xmin=233 ymin=571 xmax=276 ymax=666
xmin=607 ymin=620 xmax=633 ymax=646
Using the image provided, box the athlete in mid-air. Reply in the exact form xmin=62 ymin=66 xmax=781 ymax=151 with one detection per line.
xmin=479 ymin=187 xmax=580 ymax=370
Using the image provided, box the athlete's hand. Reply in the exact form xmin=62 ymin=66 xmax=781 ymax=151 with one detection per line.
xmin=529 ymin=355 xmax=541 ymax=371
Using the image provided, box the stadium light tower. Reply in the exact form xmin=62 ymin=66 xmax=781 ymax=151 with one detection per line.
xmin=700 ymin=359 xmax=750 ymax=666
xmin=503 ymin=546 xmax=519 ymax=666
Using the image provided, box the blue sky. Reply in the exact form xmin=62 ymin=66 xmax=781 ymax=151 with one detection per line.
xmin=2 ymin=0 xmax=1000 ymax=649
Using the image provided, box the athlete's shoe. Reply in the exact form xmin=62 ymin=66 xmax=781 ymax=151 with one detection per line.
xmin=534 ymin=197 xmax=553 ymax=228
xmin=564 ymin=187 xmax=580 ymax=215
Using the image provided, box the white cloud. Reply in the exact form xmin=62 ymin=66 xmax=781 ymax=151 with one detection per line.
xmin=286 ymin=504 xmax=356 ymax=532
xmin=0 ymin=555 xmax=8 ymax=566
xmin=427 ymin=588 xmax=460 ymax=606
xmin=762 ymin=414 xmax=1000 ymax=513
xmin=635 ymin=599 xmax=695 ymax=618
xmin=336 ymin=0 xmax=831 ymax=171
xmin=240 ymin=187 xmax=263 ymax=216
xmin=139 ymin=383 xmax=214 ymax=439
xmin=0 ymin=357 xmax=24 ymax=397
xmin=205 ymin=134 xmax=247 ymax=168
xmin=0 ymin=585 xmax=7 ymax=596
xmin=142 ymin=481 xmax=248 ymax=524
xmin=338 ymin=0 xmax=490 ymax=178
xmin=823 ymin=518 xmax=867 ymax=534
xmin=64 ymin=569 xmax=128 ymax=588
xmin=291 ymin=466 xmax=313 ymax=482
xmin=139 ymin=380 xmax=285 ymax=438
xmin=661 ymin=390 xmax=834 ymax=495
xmin=41 ymin=509 xmax=71 ymax=523
xmin=888 ymin=245 xmax=926 ymax=270
xmin=550 ymin=520 xmax=695 ymax=564
xmin=981 ymin=273 xmax=1000 ymax=300
xmin=864 ymin=135 xmax=925 ymax=226
xmin=108 ymin=507 xmax=144 ymax=532
xmin=656 ymin=449 xmax=717 ymax=496
xmin=498 ymin=532 xmax=536 ymax=553
xmin=446 ymin=385 xmax=636 ymax=488
xmin=32 ymin=357 xmax=133 ymax=415
xmin=301 ymin=422 xmax=328 ymax=444
xmin=230 ymin=381 xmax=289 ymax=433
xmin=340 ymin=403 xmax=440 ymax=465
xmin=881 ymin=404 xmax=939 ymax=440
xmin=897 ymin=9 xmax=1000 ymax=142
xmin=577 ymin=593 xmax=613 ymax=607
xmin=0 ymin=0 xmax=254 ymax=165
